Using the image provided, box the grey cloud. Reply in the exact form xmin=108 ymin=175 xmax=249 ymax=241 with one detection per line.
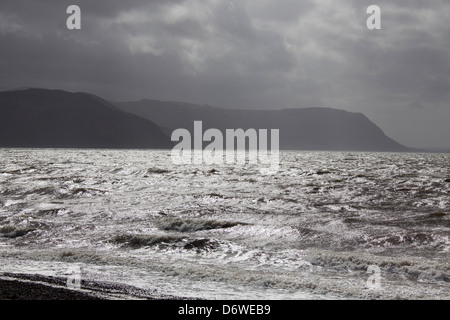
xmin=0 ymin=0 xmax=448 ymax=148
xmin=408 ymin=101 xmax=425 ymax=110
xmin=247 ymin=0 xmax=315 ymax=22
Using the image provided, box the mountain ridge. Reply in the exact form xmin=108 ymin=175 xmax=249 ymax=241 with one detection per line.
xmin=0 ymin=88 xmax=172 ymax=149
xmin=115 ymin=99 xmax=411 ymax=152
xmin=0 ymin=88 xmax=413 ymax=151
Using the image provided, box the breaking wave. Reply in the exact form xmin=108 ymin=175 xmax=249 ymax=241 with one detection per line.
xmin=155 ymin=218 xmax=247 ymax=233
xmin=308 ymin=249 xmax=450 ymax=283
xmin=0 ymin=225 xmax=34 ymax=239
xmin=112 ymin=233 xmax=220 ymax=251
xmin=147 ymin=168 xmax=170 ymax=174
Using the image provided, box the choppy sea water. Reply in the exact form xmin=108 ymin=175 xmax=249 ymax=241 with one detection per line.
xmin=0 ymin=149 xmax=448 ymax=299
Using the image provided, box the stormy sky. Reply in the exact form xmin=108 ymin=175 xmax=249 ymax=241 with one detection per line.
xmin=0 ymin=0 xmax=449 ymax=148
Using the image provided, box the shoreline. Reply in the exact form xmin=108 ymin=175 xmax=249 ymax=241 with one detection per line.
xmin=0 ymin=278 xmax=103 ymax=300
xmin=0 ymin=273 xmax=185 ymax=300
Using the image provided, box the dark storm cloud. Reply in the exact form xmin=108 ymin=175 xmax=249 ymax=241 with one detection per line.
xmin=0 ymin=0 xmax=449 ymax=148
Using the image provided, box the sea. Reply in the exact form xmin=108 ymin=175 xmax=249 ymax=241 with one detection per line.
xmin=0 ymin=149 xmax=448 ymax=299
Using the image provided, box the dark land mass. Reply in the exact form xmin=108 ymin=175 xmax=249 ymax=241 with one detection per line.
xmin=0 ymin=89 xmax=172 ymax=149
xmin=115 ymin=99 xmax=412 ymax=152
xmin=0 ymin=88 xmax=413 ymax=151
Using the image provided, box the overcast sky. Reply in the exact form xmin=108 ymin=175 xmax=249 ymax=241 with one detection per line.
xmin=0 ymin=0 xmax=449 ymax=148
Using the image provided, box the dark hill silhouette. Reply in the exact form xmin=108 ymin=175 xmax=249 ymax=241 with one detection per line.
xmin=115 ymin=99 xmax=410 ymax=152
xmin=0 ymin=89 xmax=172 ymax=149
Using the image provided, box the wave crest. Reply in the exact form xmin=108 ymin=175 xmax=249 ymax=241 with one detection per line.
xmin=0 ymin=225 xmax=34 ymax=238
xmin=113 ymin=233 xmax=219 ymax=251
xmin=156 ymin=218 xmax=247 ymax=233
